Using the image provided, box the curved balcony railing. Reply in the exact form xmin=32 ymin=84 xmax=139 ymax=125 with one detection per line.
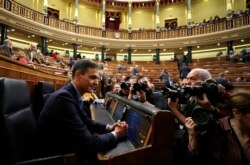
xmin=2 ymin=0 xmax=250 ymax=40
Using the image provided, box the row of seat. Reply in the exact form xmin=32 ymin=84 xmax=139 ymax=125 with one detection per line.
xmin=0 ymin=77 xmax=76 ymax=165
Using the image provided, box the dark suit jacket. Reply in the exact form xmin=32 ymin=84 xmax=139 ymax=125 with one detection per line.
xmin=0 ymin=45 xmax=12 ymax=58
xmin=39 ymin=83 xmax=116 ymax=162
xmin=215 ymin=78 xmax=234 ymax=91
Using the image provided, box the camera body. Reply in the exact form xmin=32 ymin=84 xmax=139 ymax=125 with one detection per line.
xmin=120 ymin=81 xmax=148 ymax=92
xmin=133 ymin=82 xmax=148 ymax=92
xmin=163 ymin=79 xmax=219 ymax=130
xmin=186 ymin=104 xmax=215 ymax=131
xmin=120 ymin=82 xmax=131 ymax=90
xmin=163 ymin=79 xmax=219 ymax=104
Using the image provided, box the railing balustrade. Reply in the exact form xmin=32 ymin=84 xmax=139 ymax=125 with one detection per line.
xmin=2 ymin=0 xmax=250 ymax=40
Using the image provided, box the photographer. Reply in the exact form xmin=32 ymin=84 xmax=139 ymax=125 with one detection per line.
xmin=137 ymin=74 xmax=173 ymax=109
xmin=112 ymin=83 xmax=121 ymax=95
xmin=119 ymin=75 xmax=138 ymax=98
xmin=167 ymin=68 xmax=229 ymax=165
xmin=167 ymin=68 xmax=228 ymax=125
xmin=185 ymin=90 xmax=250 ymax=165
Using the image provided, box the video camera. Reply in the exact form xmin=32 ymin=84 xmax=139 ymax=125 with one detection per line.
xmin=120 ymin=82 xmax=148 ymax=92
xmin=163 ymin=79 xmax=219 ymax=130
xmin=163 ymin=79 xmax=219 ymax=104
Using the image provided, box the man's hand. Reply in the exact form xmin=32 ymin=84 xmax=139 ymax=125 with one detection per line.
xmin=138 ymin=90 xmax=147 ymax=103
xmin=185 ymin=117 xmax=197 ymax=136
xmin=107 ymin=122 xmax=119 ymax=131
xmin=167 ymin=98 xmax=179 ymax=111
xmin=107 ymin=120 xmax=128 ymax=132
xmin=114 ymin=120 xmax=128 ymax=139
xmin=195 ymin=93 xmax=214 ymax=111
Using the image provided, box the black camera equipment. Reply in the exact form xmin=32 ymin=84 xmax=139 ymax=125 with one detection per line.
xmin=120 ymin=82 xmax=131 ymax=90
xmin=164 ymin=79 xmax=219 ymax=130
xmin=162 ymin=79 xmax=219 ymax=104
xmin=121 ymin=81 xmax=148 ymax=92
xmin=133 ymin=82 xmax=148 ymax=92
xmin=187 ymin=104 xmax=215 ymax=131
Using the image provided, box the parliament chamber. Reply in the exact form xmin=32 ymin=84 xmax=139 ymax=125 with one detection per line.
xmin=0 ymin=0 xmax=250 ymax=165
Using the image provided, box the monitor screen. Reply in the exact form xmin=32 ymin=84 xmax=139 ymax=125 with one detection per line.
xmin=113 ymin=102 xmax=126 ymax=122
xmin=125 ymin=108 xmax=151 ymax=148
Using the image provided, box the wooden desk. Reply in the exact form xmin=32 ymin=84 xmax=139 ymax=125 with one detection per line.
xmin=91 ymin=93 xmax=175 ymax=165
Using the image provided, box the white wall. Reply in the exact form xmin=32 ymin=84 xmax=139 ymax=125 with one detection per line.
xmin=116 ymin=52 xmax=174 ymax=61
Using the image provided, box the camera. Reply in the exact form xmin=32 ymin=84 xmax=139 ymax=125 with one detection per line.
xmin=133 ymin=82 xmax=148 ymax=92
xmin=164 ymin=79 xmax=219 ymax=130
xmin=120 ymin=82 xmax=131 ymax=90
xmin=163 ymin=79 xmax=219 ymax=104
xmin=188 ymin=104 xmax=215 ymax=131
xmin=120 ymin=82 xmax=148 ymax=92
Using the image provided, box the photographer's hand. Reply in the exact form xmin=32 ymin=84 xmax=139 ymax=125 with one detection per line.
xmin=167 ymin=98 xmax=186 ymax=125
xmin=185 ymin=117 xmax=197 ymax=136
xmin=138 ymin=90 xmax=146 ymax=103
xmin=185 ymin=117 xmax=199 ymax=154
xmin=138 ymin=90 xmax=155 ymax=107
xmin=195 ymin=93 xmax=214 ymax=111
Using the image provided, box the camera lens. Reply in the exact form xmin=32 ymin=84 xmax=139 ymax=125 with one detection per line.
xmin=120 ymin=82 xmax=130 ymax=90
xmin=191 ymin=105 xmax=211 ymax=125
xmin=133 ymin=82 xmax=142 ymax=91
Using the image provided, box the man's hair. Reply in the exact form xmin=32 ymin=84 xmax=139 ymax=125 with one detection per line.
xmin=191 ymin=68 xmax=212 ymax=81
xmin=226 ymin=90 xmax=250 ymax=116
xmin=3 ymin=39 xmax=11 ymax=46
xmin=72 ymin=59 xmax=98 ymax=79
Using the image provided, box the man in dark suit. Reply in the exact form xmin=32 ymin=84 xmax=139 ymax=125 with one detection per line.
xmin=39 ymin=59 xmax=128 ymax=164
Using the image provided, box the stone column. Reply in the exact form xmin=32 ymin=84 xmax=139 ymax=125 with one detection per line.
xmin=41 ymin=36 xmax=47 ymax=56
xmin=155 ymin=48 xmax=160 ymax=64
xmin=101 ymin=46 xmax=106 ymax=63
xmin=226 ymin=0 xmax=233 ymax=20
xmin=155 ymin=0 xmax=160 ymax=38
xmin=227 ymin=41 xmax=233 ymax=55
xmin=128 ymin=1 xmax=132 ymax=39
xmin=127 ymin=47 xmax=132 ymax=64
xmin=187 ymin=46 xmax=192 ymax=63
xmin=187 ymin=0 xmax=192 ymax=27
xmin=0 ymin=24 xmax=8 ymax=44
xmin=73 ymin=43 xmax=78 ymax=60
xmin=74 ymin=0 xmax=78 ymax=24
xmin=43 ymin=0 xmax=48 ymax=25
xmin=101 ymin=0 xmax=106 ymax=37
